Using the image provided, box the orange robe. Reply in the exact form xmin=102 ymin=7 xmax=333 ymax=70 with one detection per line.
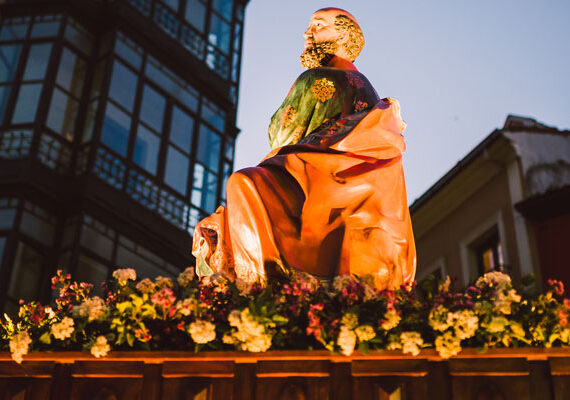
xmin=192 ymin=68 xmax=416 ymax=289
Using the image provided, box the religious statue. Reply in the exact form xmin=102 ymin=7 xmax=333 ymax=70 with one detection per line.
xmin=192 ymin=8 xmax=416 ymax=289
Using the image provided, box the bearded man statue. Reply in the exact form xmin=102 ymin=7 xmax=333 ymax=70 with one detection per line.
xmin=192 ymin=8 xmax=416 ymax=289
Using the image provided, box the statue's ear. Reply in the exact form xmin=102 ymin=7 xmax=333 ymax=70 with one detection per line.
xmin=337 ymin=30 xmax=349 ymax=45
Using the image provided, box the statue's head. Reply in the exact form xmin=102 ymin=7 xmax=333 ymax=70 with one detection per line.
xmin=300 ymin=8 xmax=365 ymax=70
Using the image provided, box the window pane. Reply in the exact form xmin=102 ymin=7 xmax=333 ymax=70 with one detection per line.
xmin=140 ymin=84 xmax=166 ymax=132
xmin=224 ymin=137 xmax=234 ymax=160
xmin=164 ymin=145 xmax=189 ymax=195
xmin=64 ymin=19 xmax=94 ymax=55
xmin=145 ymin=57 xmax=198 ymax=111
xmin=221 ymin=161 xmax=231 ymax=200
xmin=0 ymin=19 xmax=29 ymax=41
xmin=80 ymin=224 xmax=114 ymax=260
xmin=109 ymin=60 xmax=138 ymax=112
xmin=56 ymin=47 xmax=86 ymax=97
xmin=8 ymin=242 xmax=42 ymax=302
xmin=212 ymin=0 xmax=233 ymax=21
xmin=75 ymin=254 xmax=108 ymax=293
xmin=201 ymin=100 xmax=225 ymax=131
xmin=89 ymin=60 xmax=106 ymax=100
xmin=197 ymin=125 xmax=221 ymax=173
xmin=22 ymin=42 xmax=52 ymax=81
xmin=0 ymin=208 xmax=16 ymax=229
xmin=31 ymin=21 xmax=60 ymax=38
xmin=0 ymin=44 xmax=22 ymax=83
xmin=163 ymin=0 xmax=179 ymax=11
xmin=46 ymin=88 xmax=79 ymax=140
xmin=114 ymin=33 xmax=143 ymax=70
xmin=0 ymin=237 xmax=5 ymax=266
xmin=82 ymin=99 xmax=98 ymax=143
xmin=133 ymin=124 xmax=160 ymax=175
xmin=169 ymin=106 xmax=193 ymax=152
xmin=12 ymin=83 xmax=42 ymax=124
xmin=0 ymin=85 xmax=12 ymax=123
xmin=233 ymin=23 xmax=242 ymax=53
xmin=191 ymin=163 xmax=217 ymax=213
xmin=185 ymin=0 xmax=206 ymax=32
xmin=101 ymin=101 xmax=131 ymax=156
xmin=19 ymin=210 xmax=55 ymax=246
xmin=208 ymin=13 xmax=230 ymax=54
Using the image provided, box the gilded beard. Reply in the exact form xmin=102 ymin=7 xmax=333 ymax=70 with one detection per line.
xmin=300 ymin=40 xmax=339 ymax=69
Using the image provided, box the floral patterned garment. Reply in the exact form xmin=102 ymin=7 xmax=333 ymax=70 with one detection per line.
xmin=268 ymin=67 xmax=380 ymax=149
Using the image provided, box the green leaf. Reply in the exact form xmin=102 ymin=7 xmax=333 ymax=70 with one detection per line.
xmin=39 ymin=331 xmax=52 ymax=345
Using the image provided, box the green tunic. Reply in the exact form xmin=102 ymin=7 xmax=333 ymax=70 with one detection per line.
xmin=268 ymin=67 xmax=380 ymax=150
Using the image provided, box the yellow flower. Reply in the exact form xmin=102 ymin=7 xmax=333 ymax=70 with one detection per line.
xmin=312 ymin=78 xmax=336 ymax=102
xmin=381 ymin=308 xmax=401 ymax=330
xmin=355 ymin=325 xmax=376 ymax=342
xmin=435 ymin=331 xmax=461 ymax=359
xmin=341 ymin=313 xmax=358 ymax=330
xmin=447 ymin=309 xmax=478 ymax=340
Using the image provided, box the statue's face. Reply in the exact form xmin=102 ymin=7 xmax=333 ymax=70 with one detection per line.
xmin=300 ymin=10 xmax=342 ymax=69
xmin=303 ymin=9 xmax=341 ymax=50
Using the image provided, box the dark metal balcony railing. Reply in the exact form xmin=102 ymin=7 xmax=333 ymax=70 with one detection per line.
xmin=125 ymin=0 xmax=230 ymax=80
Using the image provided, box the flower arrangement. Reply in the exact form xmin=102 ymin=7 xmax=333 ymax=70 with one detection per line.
xmin=1 ymin=268 xmax=569 ymax=364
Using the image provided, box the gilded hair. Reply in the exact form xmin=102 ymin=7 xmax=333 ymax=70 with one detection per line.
xmin=334 ymin=14 xmax=365 ymax=61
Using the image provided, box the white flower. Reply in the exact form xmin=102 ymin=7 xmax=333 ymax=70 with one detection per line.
xmin=90 ymin=336 xmax=110 ymax=358
xmin=381 ymin=308 xmax=401 ymax=331
xmin=235 ymin=278 xmax=251 ymax=296
xmin=400 ymin=331 xmax=423 ymax=356
xmin=45 ymin=306 xmax=56 ymax=320
xmin=476 ymin=271 xmax=511 ymax=288
xmin=332 ymin=275 xmax=353 ymax=292
xmin=189 ymin=320 xmax=216 ymax=344
xmin=429 ymin=305 xmax=451 ymax=332
xmin=435 ymin=331 xmax=462 ymax=359
xmin=177 ymin=267 xmax=195 ymax=287
xmin=73 ymin=296 xmax=106 ymax=322
xmin=355 ymin=325 xmax=376 ymax=342
xmin=9 ymin=331 xmax=32 ymax=364
xmin=51 ymin=317 xmax=75 ymax=340
xmin=447 ymin=309 xmax=478 ymax=340
xmin=494 ymin=288 xmax=522 ymax=315
xmin=136 ymin=278 xmax=156 ymax=294
xmin=176 ymin=298 xmax=197 ymax=317
xmin=341 ymin=313 xmax=358 ymax=330
xmin=112 ymin=268 xmax=136 ymax=285
xmin=244 ymin=334 xmax=273 ymax=352
xmin=337 ymin=326 xmax=356 ymax=356
xmin=227 ymin=309 xmax=273 ymax=352
xmin=155 ymin=276 xmax=173 ymax=288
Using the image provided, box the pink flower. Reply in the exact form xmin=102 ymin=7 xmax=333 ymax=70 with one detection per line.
xmin=548 ymin=279 xmax=565 ymax=296
xmin=151 ymin=288 xmax=176 ymax=309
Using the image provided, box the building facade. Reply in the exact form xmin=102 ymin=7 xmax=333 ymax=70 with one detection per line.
xmin=411 ymin=115 xmax=570 ymax=289
xmin=0 ymin=0 xmax=248 ymax=313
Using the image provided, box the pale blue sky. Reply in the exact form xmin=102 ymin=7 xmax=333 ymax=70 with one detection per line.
xmin=235 ymin=0 xmax=570 ymax=204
